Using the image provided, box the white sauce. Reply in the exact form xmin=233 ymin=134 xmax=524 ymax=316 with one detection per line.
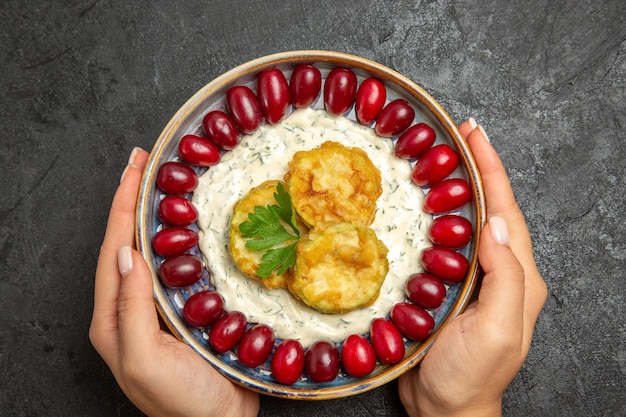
xmin=192 ymin=108 xmax=431 ymax=347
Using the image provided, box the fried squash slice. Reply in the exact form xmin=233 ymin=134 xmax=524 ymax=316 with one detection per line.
xmin=284 ymin=141 xmax=382 ymax=228
xmin=229 ymin=180 xmax=294 ymax=289
xmin=290 ymin=223 xmax=389 ymax=314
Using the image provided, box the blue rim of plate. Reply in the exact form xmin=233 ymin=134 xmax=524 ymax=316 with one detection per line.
xmin=136 ymin=50 xmax=486 ymax=400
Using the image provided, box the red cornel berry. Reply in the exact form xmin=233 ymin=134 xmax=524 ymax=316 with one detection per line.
xmin=183 ymin=291 xmax=224 ymax=327
xmin=324 ymin=67 xmax=357 ymax=116
xmin=405 ymin=272 xmax=447 ymax=310
xmin=257 ymin=68 xmax=290 ymax=124
xmin=341 ymin=334 xmax=376 ymax=378
xmin=152 ymin=227 xmax=199 ymax=257
xmin=178 ymin=134 xmax=221 ymax=167
xmin=428 ymin=215 xmax=473 ymax=248
xmin=271 ymin=339 xmax=305 ymax=385
xmin=421 ymin=246 xmax=469 ymax=284
xmin=238 ymin=324 xmax=275 ymax=368
xmin=158 ymin=195 xmax=198 ymax=227
xmin=156 ymin=161 xmax=198 ymax=194
xmin=226 ymin=85 xmax=263 ymax=134
xmin=390 ymin=302 xmax=435 ymax=341
xmin=158 ymin=254 xmax=203 ymax=288
xmin=209 ymin=311 xmax=247 ymax=354
xmin=202 ymin=110 xmax=240 ymax=150
xmin=423 ymin=178 xmax=472 ymax=213
xmin=395 ymin=123 xmax=436 ymax=159
xmin=355 ymin=78 xmax=386 ymax=125
xmin=411 ymin=144 xmax=459 ymax=187
xmin=375 ymin=99 xmax=415 ymax=137
xmin=290 ymin=64 xmax=322 ymax=108
xmin=370 ymin=318 xmax=405 ymax=365
xmin=305 ymin=341 xmax=340 ymax=383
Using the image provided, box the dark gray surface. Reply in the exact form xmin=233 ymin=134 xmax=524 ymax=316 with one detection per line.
xmin=1 ymin=0 xmax=624 ymax=416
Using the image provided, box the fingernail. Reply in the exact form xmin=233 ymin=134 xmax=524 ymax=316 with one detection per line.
xmin=118 ymin=246 xmax=134 ymax=277
xmin=120 ymin=147 xmax=141 ymax=184
xmin=468 ymin=117 xmax=478 ymax=130
xmin=489 ymin=216 xmax=509 ymax=246
xmin=478 ymin=124 xmax=491 ymax=143
xmin=127 ymin=147 xmax=140 ymax=166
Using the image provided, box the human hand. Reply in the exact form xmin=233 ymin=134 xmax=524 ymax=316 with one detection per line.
xmin=398 ymin=119 xmax=548 ymax=417
xmin=89 ymin=148 xmax=259 ymax=417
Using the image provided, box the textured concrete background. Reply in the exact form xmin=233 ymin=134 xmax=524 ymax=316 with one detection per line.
xmin=1 ymin=0 xmax=624 ymax=416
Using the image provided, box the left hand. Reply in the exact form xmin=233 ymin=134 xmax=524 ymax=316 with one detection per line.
xmin=89 ymin=148 xmax=259 ymax=417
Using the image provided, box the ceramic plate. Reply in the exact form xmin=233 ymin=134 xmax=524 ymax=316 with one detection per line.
xmin=136 ymin=50 xmax=485 ymax=399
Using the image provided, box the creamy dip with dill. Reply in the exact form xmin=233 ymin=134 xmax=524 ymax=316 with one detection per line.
xmin=192 ymin=107 xmax=431 ymax=347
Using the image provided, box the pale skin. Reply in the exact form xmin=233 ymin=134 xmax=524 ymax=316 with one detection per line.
xmin=89 ymin=119 xmax=547 ymax=417
xmin=398 ymin=119 xmax=548 ymax=417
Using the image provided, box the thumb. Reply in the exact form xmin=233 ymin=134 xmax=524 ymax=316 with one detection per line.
xmin=476 ymin=216 xmax=526 ymax=328
xmin=116 ymin=246 xmax=161 ymax=356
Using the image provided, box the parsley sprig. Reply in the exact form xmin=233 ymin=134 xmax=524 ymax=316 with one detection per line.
xmin=239 ymin=183 xmax=300 ymax=278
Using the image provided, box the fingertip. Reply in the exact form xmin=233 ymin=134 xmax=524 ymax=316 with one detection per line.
xmin=119 ymin=249 xmax=155 ymax=301
xmin=118 ymin=245 xmax=134 ymax=277
xmin=458 ymin=118 xmax=477 ymax=139
xmin=477 ymin=222 xmax=525 ymax=318
xmin=117 ymin=249 xmax=159 ymax=344
xmin=120 ymin=147 xmax=149 ymax=184
xmin=477 ymin=124 xmax=490 ymax=143
xmin=488 ymin=216 xmax=510 ymax=246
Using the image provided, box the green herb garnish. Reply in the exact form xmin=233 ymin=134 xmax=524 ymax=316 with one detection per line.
xmin=239 ymin=183 xmax=300 ymax=278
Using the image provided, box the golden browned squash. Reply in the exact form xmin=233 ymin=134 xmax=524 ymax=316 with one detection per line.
xmin=284 ymin=141 xmax=382 ymax=228
xmin=229 ymin=180 xmax=292 ymax=289
xmin=290 ymin=222 xmax=389 ymax=314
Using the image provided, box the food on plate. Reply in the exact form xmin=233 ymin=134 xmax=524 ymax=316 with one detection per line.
xmin=304 ymin=340 xmax=341 ymax=383
xmin=411 ymin=143 xmax=459 ymax=187
xmin=422 ymin=177 xmax=471 ymax=213
xmin=229 ymin=180 xmax=298 ymax=289
xmin=323 ymin=67 xmax=357 ymax=115
xmin=152 ymin=227 xmax=199 ymax=257
xmin=270 ymin=339 xmax=305 ymax=385
xmin=394 ymin=122 xmax=437 ymax=159
xmin=355 ymin=77 xmax=386 ymax=125
xmin=226 ymin=85 xmax=263 ymax=134
xmin=285 ymin=141 xmax=382 ymax=228
xmin=290 ymin=222 xmax=389 ymax=314
xmin=147 ymin=57 xmax=480 ymax=391
xmin=178 ymin=134 xmax=221 ymax=167
xmin=182 ymin=290 xmax=225 ymax=328
xmin=374 ymin=98 xmax=415 ymax=137
xmin=156 ymin=161 xmax=198 ymax=194
xmin=370 ymin=318 xmax=405 ymax=365
xmin=238 ymin=324 xmax=275 ymax=368
xmin=257 ymin=68 xmax=290 ymax=124
xmin=289 ymin=64 xmax=322 ymax=108
xmin=390 ymin=302 xmax=435 ymax=341
xmin=341 ymin=334 xmax=377 ymax=378
xmin=158 ymin=253 xmax=203 ymax=288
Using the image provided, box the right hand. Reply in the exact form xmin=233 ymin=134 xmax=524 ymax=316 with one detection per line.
xmin=398 ymin=119 xmax=548 ymax=417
